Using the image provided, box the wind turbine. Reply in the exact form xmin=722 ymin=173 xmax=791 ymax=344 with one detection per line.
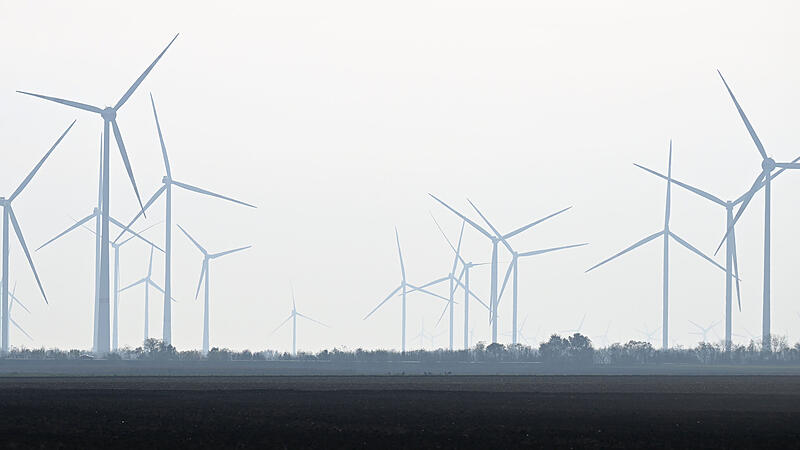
xmin=18 ymin=34 xmax=179 ymax=354
xmin=363 ymin=228 xmax=451 ymax=352
xmin=597 ymin=321 xmax=612 ymax=347
xmin=713 ymin=71 xmax=800 ymax=352
xmin=429 ymin=215 xmax=490 ymax=349
xmin=0 ymin=121 xmax=74 ymax=352
xmin=636 ymin=324 xmax=661 ymax=346
xmin=115 ymin=93 xmax=256 ymax=345
xmin=119 ymin=245 xmax=174 ymax=343
xmin=586 ymin=142 xmax=728 ymax=350
xmin=689 ymin=319 xmax=721 ymax=343
xmin=272 ymin=285 xmax=329 ymax=356
xmin=178 ymin=224 xmax=250 ymax=355
xmin=430 ymin=194 xmax=570 ymax=343
xmin=414 ymin=319 xmax=444 ymax=349
xmin=37 ymin=210 xmax=162 ymax=351
xmin=561 ymin=313 xmax=587 ymax=335
xmin=5 ymin=282 xmax=33 ymax=343
xmin=502 ymin=315 xmax=533 ymax=345
xmin=412 ymin=215 xmax=488 ymax=351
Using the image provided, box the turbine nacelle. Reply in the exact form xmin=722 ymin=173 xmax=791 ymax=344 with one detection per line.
xmin=762 ymin=157 xmax=775 ymax=171
xmin=101 ymin=107 xmax=117 ymax=121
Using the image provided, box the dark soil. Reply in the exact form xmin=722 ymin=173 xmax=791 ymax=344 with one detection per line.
xmin=1 ymin=375 xmax=799 ymax=449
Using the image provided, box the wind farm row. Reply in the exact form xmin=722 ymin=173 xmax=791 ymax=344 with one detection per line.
xmin=0 ymin=34 xmax=793 ymax=355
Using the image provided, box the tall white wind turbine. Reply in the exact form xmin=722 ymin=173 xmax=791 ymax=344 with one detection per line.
xmin=116 ymin=94 xmax=256 ymax=345
xmin=178 ymin=224 xmax=250 ymax=355
xmin=18 ymin=35 xmax=179 ymax=354
xmin=272 ymin=285 xmax=329 ymax=356
xmin=713 ymin=71 xmax=800 ymax=351
xmin=364 ymin=228 xmax=450 ymax=352
xmin=430 ymin=194 xmax=569 ymax=344
xmin=586 ymin=142 xmax=728 ymax=350
xmin=0 ymin=121 xmax=74 ymax=352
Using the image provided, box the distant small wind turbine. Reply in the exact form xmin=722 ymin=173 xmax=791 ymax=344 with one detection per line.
xmin=178 ymin=224 xmax=250 ymax=355
xmin=689 ymin=320 xmax=721 ymax=343
xmin=119 ymin=245 xmax=175 ymax=343
xmin=5 ymin=282 xmax=32 ymax=342
xmin=636 ymin=325 xmax=661 ymax=346
xmin=364 ymin=228 xmax=450 ymax=353
xmin=272 ymin=285 xmax=329 ymax=356
xmin=561 ymin=313 xmax=587 ymax=335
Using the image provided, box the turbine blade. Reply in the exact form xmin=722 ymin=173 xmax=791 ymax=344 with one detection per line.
xmin=115 ymin=34 xmax=179 ymax=110
xmin=177 ymin=224 xmax=207 ymax=254
xmin=406 ymin=276 xmax=449 ymax=292
xmin=119 ymin=278 xmax=147 ymax=293
xmin=147 ymin=280 xmax=174 ymax=301
xmin=195 ymin=259 xmax=208 ymax=300
xmin=113 ymin=185 xmax=166 ymax=243
xmin=452 ymin=276 xmax=489 ymax=311
xmin=271 ymin=313 xmax=294 ymax=334
xmin=112 ymin=218 xmax=164 ymax=253
xmin=634 ymin=163 xmax=726 ymax=207
xmin=453 ymin=220 xmax=465 ymax=274
xmin=10 ymin=293 xmax=30 ymax=315
xmin=665 ymin=140 xmax=673 ymax=228
xmin=37 ymin=211 xmax=96 ymax=251
xmin=8 ymin=207 xmax=46 ymax=303
xmin=395 ymin=228 xmax=405 ymax=280
xmin=10 ymin=120 xmax=76 ymax=201
xmin=296 ymin=312 xmax=329 ymax=328
xmin=585 ymin=231 xmax=663 ymax=273
xmin=435 ymin=302 xmax=448 ymax=327
xmin=147 ymin=246 xmax=154 ymax=276
xmin=503 ymin=206 xmax=572 ymax=239
xmin=774 ymin=162 xmax=800 ymax=169
xmin=10 ymin=317 xmax=33 ymax=341
xmin=150 ymin=93 xmax=171 ymax=177
xmin=172 ymin=180 xmax=256 ymax=208
xmin=430 ymin=213 xmax=466 ymax=266
xmin=429 ymin=194 xmax=492 ymax=239
xmin=715 ymin=171 xmax=766 ymax=255
xmin=717 ymin=70 xmax=768 ymax=160
xmin=518 ymin=243 xmax=588 ymax=258
xmin=467 ymin=199 xmax=512 ymax=253
xmin=363 ymin=285 xmax=401 ymax=320
xmin=670 ymin=231 xmax=728 ymax=274
xmin=405 ymin=283 xmax=449 ymax=302
xmin=211 ymin=245 xmax=251 ymax=259
xmin=16 ymin=91 xmax=103 ymax=114
xmin=111 ymin=119 xmax=145 ymax=213
xmin=496 ymin=258 xmax=515 ymax=307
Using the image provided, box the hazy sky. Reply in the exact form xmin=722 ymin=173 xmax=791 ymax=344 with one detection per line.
xmin=0 ymin=1 xmax=798 ymax=352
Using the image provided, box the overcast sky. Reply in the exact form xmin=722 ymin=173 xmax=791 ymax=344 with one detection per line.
xmin=0 ymin=1 xmax=798 ymax=352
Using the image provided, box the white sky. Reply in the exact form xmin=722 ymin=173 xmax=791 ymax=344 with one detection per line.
xmin=0 ymin=1 xmax=798 ymax=352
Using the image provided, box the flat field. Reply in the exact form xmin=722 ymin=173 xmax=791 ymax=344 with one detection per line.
xmin=1 ymin=375 xmax=799 ymax=448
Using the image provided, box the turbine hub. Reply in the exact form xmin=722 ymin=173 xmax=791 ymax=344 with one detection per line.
xmin=101 ymin=107 xmax=116 ymax=121
xmin=763 ymin=157 xmax=776 ymax=171
xmin=162 ymin=176 xmax=169 ymax=183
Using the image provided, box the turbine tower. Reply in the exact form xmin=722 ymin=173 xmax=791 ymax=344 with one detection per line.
xmin=714 ymin=71 xmax=800 ymax=352
xmin=586 ymin=142 xmax=728 ymax=350
xmin=430 ymin=194 xmax=569 ymax=343
xmin=178 ymin=224 xmax=250 ymax=355
xmin=116 ymin=94 xmax=255 ymax=345
xmin=364 ymin=228 xmax=450 ymax=352
xmin=18 ymin=34 xmax=179 ymax=354
xmin=272 ymin=285 xmax=329 ymax=356
xmin=119 ymin=245 xmax=174 ymax=344
xmin=0 ymin=121 xmax=74 ymax=352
